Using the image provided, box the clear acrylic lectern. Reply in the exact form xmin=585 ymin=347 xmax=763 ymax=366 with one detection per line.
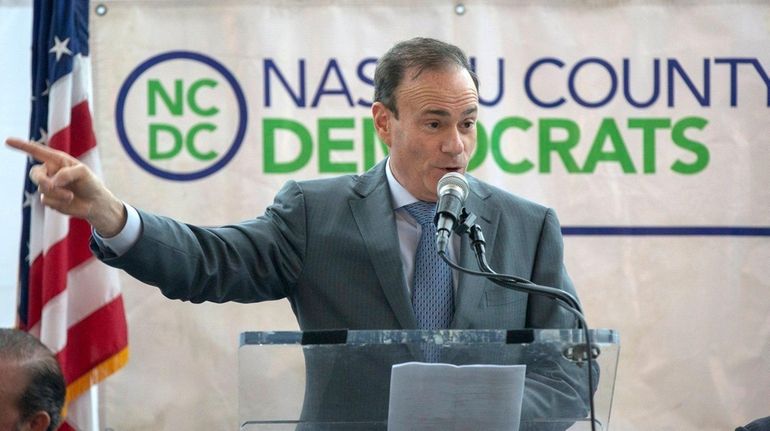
xmin=239 ymin=329 xmax=619 ymax=430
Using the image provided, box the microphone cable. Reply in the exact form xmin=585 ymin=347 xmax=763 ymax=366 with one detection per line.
xmin=438 ymin=222 xmax=598 ymax=431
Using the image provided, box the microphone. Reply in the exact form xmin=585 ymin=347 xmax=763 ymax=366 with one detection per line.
xmin=434 ymin=172 xmax=470 ymax=253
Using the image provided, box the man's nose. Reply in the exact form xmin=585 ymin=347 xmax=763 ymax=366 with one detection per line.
xmin=442 ymin=128 xmax=465 ymax=155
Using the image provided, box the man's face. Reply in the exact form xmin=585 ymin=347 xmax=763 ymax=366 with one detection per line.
xmin=373 ymin=65 xmax=478 ymax=202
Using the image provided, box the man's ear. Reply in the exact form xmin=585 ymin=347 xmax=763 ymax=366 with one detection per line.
xmin=371 ymin=102 xmax=392 ymax=148
xmin=26 ymin=411 xmax=51 ymax=431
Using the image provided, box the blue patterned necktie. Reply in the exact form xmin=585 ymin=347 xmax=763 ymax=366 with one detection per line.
xmin=403 ymin=201 xmax=454 ymax=331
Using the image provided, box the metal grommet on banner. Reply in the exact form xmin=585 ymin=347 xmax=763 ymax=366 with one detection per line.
xmin=95 ymin=3 xmax=108 ymax=16
xmin=454 ymin=3 xmax=466 ymax=15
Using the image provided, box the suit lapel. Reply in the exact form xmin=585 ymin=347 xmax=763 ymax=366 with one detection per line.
xmin=452 ymin=177 xmax=499 ymax=329
xmin=349 ymin=162 xmax=418 ymax=329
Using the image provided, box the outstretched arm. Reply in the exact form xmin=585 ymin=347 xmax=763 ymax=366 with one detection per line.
xmin=6 ymin=138 xmax=126 ymax=237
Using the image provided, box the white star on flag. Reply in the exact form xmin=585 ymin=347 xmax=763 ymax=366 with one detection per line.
xmin=22 ymin=191 xmax=36 ymax=208
xmin=49 ymin=35 xmax=73 ymax=61
xmin=35 ymin=128 xmax=49 ymax=145
xmin=32 ymin=79 xmax=51 ymax=102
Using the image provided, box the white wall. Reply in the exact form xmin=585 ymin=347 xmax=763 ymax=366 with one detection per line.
xmin=0 ymin=0 xmax=32 ymax=326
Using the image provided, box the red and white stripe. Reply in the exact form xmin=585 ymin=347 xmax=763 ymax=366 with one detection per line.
xmin=27 ymin=52 xmax=128 ymax=431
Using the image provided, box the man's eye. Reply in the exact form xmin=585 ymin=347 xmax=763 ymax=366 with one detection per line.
xmin=464 ymin=121 xmax=475 ymax=128
xmin=427 ymin=122 xmax=440 ymax=129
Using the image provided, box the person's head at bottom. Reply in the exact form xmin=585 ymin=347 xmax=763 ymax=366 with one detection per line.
xmin=0 ymin=328 xmax=65 ymax=431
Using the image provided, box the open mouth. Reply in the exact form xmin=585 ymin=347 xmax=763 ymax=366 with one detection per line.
xmin=442 ymin=167 xmax=462 ymax=173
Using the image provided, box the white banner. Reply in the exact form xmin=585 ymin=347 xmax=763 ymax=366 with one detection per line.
xmin=90 ymin=1 xmax=770 ymax=430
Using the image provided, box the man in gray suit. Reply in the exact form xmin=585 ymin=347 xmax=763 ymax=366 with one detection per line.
xmin=9 ymin=37 xmax=587 ymax=428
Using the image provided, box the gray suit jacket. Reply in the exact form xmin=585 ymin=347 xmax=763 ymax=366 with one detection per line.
xmin=93 ymin=160 xmax=577 ymax=331
xmin=92 ymin=160 xmax=586 ymax=427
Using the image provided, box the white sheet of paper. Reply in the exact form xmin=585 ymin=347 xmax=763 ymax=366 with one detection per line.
xmin=387 ymin=362 xmax=526 ymax=431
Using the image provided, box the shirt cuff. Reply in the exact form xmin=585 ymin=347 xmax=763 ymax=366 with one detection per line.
xmin=92 ymin=203 xmax=141 ymax=256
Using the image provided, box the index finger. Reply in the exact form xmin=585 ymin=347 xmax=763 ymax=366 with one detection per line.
xmin=6 ymin=137 xmax=69 ymax=164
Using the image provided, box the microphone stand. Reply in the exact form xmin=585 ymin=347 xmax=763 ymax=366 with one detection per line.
xmin=438 ymin=209 xmax=599 ymax=431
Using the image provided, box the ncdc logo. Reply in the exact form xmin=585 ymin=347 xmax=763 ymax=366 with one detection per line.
xmin=115 ymin=51 xmax=247 ymax=181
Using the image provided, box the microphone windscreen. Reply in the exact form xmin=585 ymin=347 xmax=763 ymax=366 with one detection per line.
xmin=437 ymin=172 xmax=469 ymax=201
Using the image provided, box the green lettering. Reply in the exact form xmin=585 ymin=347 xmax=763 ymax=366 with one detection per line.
xmin=147 ymin=79 xmax=183 ymax=116
xmin=263 ymin=118 xmax=312 ymax=173
xmin=362 ymin=118 xmax=388 ymax=171
xmin=490 ymin=117 xmax=534 ymax=173
xmin=671 ymin=116 xmax=709 ymax=174
xmin=185 ymin=123 xmax=217 ymax=161
xmin=539 ymin=118 xmax=581 ymax=173
xmin=467 ymin=122 xmax=488 ymax=171
xmin=148 ymin=123 xmax=183 ymax=160
xmin=187 ymin=79 xmax=219 ymax=116
xmin=582 ymin=118 xmax=636 ymax=173
xmin=318 ymin=118 xmax=357 ymax=173
xmin=628 ymin=118 xmax=671 ymax=173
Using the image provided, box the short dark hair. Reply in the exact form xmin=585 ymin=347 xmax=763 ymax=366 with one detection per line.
xmin=373 ymin=37 xmax=479 ymax=117
xmin=0 ymin=328 xmax=66 ymax=431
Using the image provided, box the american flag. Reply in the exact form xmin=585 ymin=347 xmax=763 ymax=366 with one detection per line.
xmin=18 ymin=1 xmax=128 ymax=429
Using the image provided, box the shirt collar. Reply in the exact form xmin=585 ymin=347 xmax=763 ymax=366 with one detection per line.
xmin=386 ymin=157 xmax=420 ymax=210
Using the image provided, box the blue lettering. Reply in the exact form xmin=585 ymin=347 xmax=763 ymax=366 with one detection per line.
xmin=525 ymin=58 xmax=565 ymax=108
xmin=751 ymin=59 xmax=770 ymax=107
xmin=569 ymin=58 xmax=617 ymax=108
xmin=264 ymin=59 xmax=307 ymax=107
xmin=470 ymin=57 xmax=505 ymax=107
xmin=356 ymin=57 xmax=377 ymax=107
xmin=311 ymin=58 xmax=354 ymax=108
xmin=714 ymin=58 xmax=770 ymax=107
xmin=667 ymin=59 xmax=710 ymax=107
xmin=623 ymin=58 xmax=660 ymax=108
